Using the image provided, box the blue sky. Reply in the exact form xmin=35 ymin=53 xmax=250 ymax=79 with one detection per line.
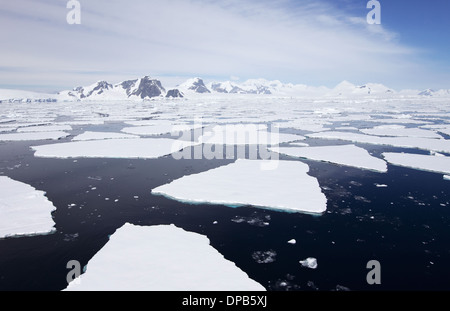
xmin=0 ymin=0 xmax=449 ymax=92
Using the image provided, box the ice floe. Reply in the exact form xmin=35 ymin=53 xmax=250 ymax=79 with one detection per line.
xmin=17 ymin=124 xmax=72 ymax=133
xmin=32 ymin=138 xmax=197 ymax=159
xmin=121 ymin=124 xmax=203 ymax=136
xmin=152 ymin=159 xmax=327 ymax=214
xmin=199 ymin=124 xmax=305 ymax=145
xmin=308 ymin=131 xmax=450 ymax=153
xmin=360 ymin=125 xmax=442 ymax=139
xmin=65 ymin=223 xmax=265 ymax=291
xmin=0 ymin=131 xmax=69 ymax=141
xmin=72 ymin=131 xmax=139 ymax=141
xmin=270 ymin=145 xmax=387 ymax=173
xmin=0 ymin=176 xmax=56 ymax=238
xmin=382 ymin=152 xmax=450 ymax=175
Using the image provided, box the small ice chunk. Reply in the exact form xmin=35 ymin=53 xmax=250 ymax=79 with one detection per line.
xmin=444 ymin=175 xmax=450 ymax=181
xmin=287 ymin=239 xmax=296 ymax=245
xmin=300 ymin=257 xmax=318 ymax=269
xmin=252 ymin=250 xmax=277 ymax=264
xmin=375 ymin=184 xmax=388 ymax=188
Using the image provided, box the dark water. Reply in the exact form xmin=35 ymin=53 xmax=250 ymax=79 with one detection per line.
xmin=0 ymin=128 xmax=450 ymax=291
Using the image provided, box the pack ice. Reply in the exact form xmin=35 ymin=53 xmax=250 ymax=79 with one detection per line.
xmin=65 ymin=223 xmax=265 ymax=291
xmin=0 ymin=176 xmax=56 ymax=238
xmin=152 ymin=159 xmax=327 ymax=214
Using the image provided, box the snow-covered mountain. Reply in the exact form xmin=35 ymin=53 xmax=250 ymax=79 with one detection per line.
xmin=418 ymin=89 xmax=450 ymax=97
xmin=177 ymin=78 xmax=211 ymax=94
xmin=58 ymin=76 xmax=181 ymax=101
xmin=1 ymin=75 xmax=449 ymax=103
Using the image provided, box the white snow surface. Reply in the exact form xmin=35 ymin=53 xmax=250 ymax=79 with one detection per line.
xmin=199 ymin=124 xmax=305 ymax=145
xmin=361 ymin=125 xmax=442 ymax=139
xmin=65 ymin=223 xmax=265 ymax=291
xmin=17 ymin=124 xmax=72 ymax=133
xmin=0 ymin=131 xmax=69 ymax=141
xmin=308 ymin=131 xmax=450 ymax=153
xmin=152 ymin=159 xmax=327 ymax=214
xmin=121 ymin=124 xmax=203 ymax=136
xmin=32 ymin=138 xmax=197 ymax=159
xmin=382 ymin=152 xmax=450 ymax=175
xmin=0 ymin=176 xmax=56 ymax=238
xmin=270 ymin=144 xmax=387 ymax=172
xmin=72 ymin=131 xmax=139 ymax=141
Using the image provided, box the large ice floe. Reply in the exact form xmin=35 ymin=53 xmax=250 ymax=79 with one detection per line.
xmin=65 ymin=223 xmax=266 ymax=291
xmin=72 ymin=131 xmax=139 ymax=141
xmin=152 ymin=159 xmax=327 ymax=214
xmin=0 ymin=176 xmax=56 ymax=238
xmin=270 ymin=144 xmax=387 ymax=173
xmin=382 ymin=152 xmax=450 ymax=176
xmin=31 ymin=138 xmax=197 ymax=159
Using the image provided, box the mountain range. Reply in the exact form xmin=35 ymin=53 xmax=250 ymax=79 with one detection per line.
xmin=1 ymin=76 xmax=449 ymax=103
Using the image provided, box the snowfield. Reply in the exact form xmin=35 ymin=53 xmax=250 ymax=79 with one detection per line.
xmin=65 ymin=223 xmax=266 ymax=291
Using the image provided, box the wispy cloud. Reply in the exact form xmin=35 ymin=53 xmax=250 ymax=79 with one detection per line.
xmin=0 ymin=0 xmax=442 ymax=91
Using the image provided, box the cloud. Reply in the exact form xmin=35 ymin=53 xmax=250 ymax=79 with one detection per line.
xmin=0 ymin=0 xmax=441 ymax=91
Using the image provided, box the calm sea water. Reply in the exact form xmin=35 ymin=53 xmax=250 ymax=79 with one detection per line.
xmin=0 ymin=123 xmax=449 ymax=291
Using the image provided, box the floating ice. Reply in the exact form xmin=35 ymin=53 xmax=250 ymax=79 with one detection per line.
xmin=199 ymin=124 xmax=305 ymax=145
xmin=270 ymin=145 xmax=387 ymax=173
xmin=382 ymin=152 xmax=450 ymax=175
xmin=152 ymin=159 xmax=327 ymax=214
xmin=361 ymin=125 xmax=442 ymax=139
xmin=287 ymin=239 xmax=296 ymax=245
xmin=300 ymin=257 xmax=318 ymax=269
xmin=65 ymin=223 xmax=265 ymax=291
xmin=444 ymin=175 xmax=450 ymax=181
xmin=0 ymin=131 xmax=69 ymax=141
xmin=308 ymin=131 xmax=450 ymax=153
xmin=0 ymin=176 xmax=56 ymax=238
xmin=73 ymin=131 xmax=139 ymax=141
xmin=17 ymin=124 xmax=72 ymax=133
xmin=32 ymin=138 xmax=197 ymax=159
xmin=122 ymin=124 xmax=203 ymax=136
xmin=252 ymin=250 xmax=277 ymax=264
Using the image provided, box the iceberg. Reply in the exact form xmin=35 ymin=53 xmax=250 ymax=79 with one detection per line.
xmin=32 ymin=138 xmax=197 ymax=159
xmin=300 ymin=257 xmax=318 ymax=269
xmin=0 ymin=176 xmax=56 ymax=238
xmin=152 ymin=159 xmax=327 ymax=214
xmin=65 ymin=223 xmax=265 ymax=291
xmin=382 ymin=152 xmax=450 ymax=175
xmin=270 ymin=144 xmax=387 ymax=173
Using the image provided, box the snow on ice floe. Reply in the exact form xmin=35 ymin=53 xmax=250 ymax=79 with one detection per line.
xmin=72 ymin=131 xmax=139 ymax=141
xmin=65 ymin=223 xmax=265 ymax=291
xmin=152 ymin=159 xmax=327 ymax=214
xmin=360 ymin=125 xmax=442 ymax=139
xmin=17 ymin=124 xmax=72 ymax=133
xmin=269 ymin=145 xmax=387 ymax=173
xmin=32 ymin=138 xmax=197 ymax=159
xmin=308 ymin=131 xmax=450 ymax=153
xmin=121 ymin=123 xmax=203 ymax=136
xmin=198 ymin=124 xmax=305 ymax=145
xmin=382 ymin=152 xmax=450 ymax=175
xmin=0 ymin=176 xmax=56 ymax=238
xmin=0 ymin=131 xmax=69 ymax=141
